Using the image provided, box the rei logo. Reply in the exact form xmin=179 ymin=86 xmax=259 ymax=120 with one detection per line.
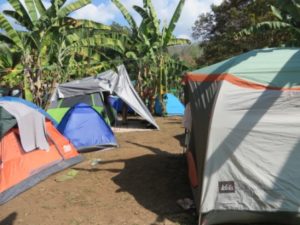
xmin=218 ymin=181 xmax=235 ymax=193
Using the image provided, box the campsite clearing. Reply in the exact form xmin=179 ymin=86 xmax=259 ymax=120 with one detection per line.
xmin=0 ymin=117 xmax=196 ymax=225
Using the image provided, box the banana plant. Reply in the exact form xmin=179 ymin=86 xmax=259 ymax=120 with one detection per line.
xmin=238 ymin=0 xmax=300 ymax=44
xmin=112 ymin=0 xmax=190 ymax=114
xmin=0 ymin=0 xmax=125 ymax=107
xmin=0 ymin=43 xmax=23 ymax=87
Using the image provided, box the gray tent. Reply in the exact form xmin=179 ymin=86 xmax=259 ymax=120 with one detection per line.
xmin=185 ymin=48 xmax=300 ymax=225
xmin=49 ymin=65 xmax=159 ymax=129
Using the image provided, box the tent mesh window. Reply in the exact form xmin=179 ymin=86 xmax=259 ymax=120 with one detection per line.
xmin=92 ymin=93 xmax=104 ymax=107
xmin=59 ymin=93 xmax=103 ymax=108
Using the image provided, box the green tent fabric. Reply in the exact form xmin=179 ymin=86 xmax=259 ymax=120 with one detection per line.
xmin=47 ymin=108 xmax=70 ymax=124
xmin=189 ymin=48 xmax=300 ymax=88
xmin=0 ymin=107 xmax=17 ymax=138
xmin=47 ymin=93 xmax=112 ymax=124
xmin=0 ymin=88 xmax=9 ymax=97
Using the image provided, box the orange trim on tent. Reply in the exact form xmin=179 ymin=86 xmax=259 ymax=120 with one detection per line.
xmin=186 ymin=150 xmax=198 ymax=188
xmin=184 ymin=73 xmax=300 ymax=91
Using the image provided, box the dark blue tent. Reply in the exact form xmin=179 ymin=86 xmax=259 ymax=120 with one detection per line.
xmin=155 ymin=93 xmax=185 ymax=116
xmin=108 ymin=95 xmax=134 ymax=113
xmin=57 ymin=103 xmax=117 ymax=151
xmin=0 ymin=96 xmax=58 ymax=126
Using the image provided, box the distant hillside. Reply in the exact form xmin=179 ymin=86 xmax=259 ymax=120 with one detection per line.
xmin=168 ymin=42 xmax=203 ymax=68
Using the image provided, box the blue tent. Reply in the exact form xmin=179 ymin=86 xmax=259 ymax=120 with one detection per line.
xmin=155 ymin=93 xmax=185 ymax=116
xmin=57 ymin=103 xmax=117 ymax=151
xmin=108 ymin=95 xmax=134 ymax=113
xmin=0 ymin=96 xmax=58 ymax=126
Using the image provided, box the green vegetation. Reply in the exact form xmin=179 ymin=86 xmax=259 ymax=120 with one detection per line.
xmin=168 ymin=43 xmax=203 ymax=69
xmin=111 ymin=0 xmax=190 ymax=112
xmin=192 ymin=0 xmax=292 ymax=67
xmin=240 ymin=0 xmax=300 ymax=45
xmin=1 ymin=0 xmax=297 ymax=111
xmin=0 ymin=0 xmax=127 ymax=107
xmin=0 ymin=0 xmax=189 ymax=113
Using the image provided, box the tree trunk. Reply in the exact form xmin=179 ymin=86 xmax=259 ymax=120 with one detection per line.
xmin=158 ymin=57 xmax=166 ymax=115
xmin=23 ymin=70 xmax=33 ymax=102
xmin=22 ymin=53 xmax=44 ymax=107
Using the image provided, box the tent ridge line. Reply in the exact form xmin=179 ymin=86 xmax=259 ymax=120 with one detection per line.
xmin=184 ymin=73 xmax=300 ymax=91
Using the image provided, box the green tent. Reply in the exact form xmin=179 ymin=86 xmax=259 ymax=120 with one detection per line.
xmin=0 ymin=107 xmax=16 ymax=138
xmin=47 ymin=92 xmax=114 ymax=124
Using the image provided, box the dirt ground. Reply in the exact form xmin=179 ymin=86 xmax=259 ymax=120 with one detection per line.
xmin=0 ymin=117 xmax=197 ymax=225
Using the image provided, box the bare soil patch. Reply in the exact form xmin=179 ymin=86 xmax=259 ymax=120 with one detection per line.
xmin=0 ymin=117 xmax=196 ymax=225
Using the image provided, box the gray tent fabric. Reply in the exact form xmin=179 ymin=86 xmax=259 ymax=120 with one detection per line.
xmin=204 ymin=82 xmax=300 ymax=210
xmin=198 ymin=82 xmax=300 ymax=224
xmin=0 ymin=102 xmax=49 ymax=151
xmin=49 ymin=65 xmax=159 ymax=129
xmin=184 ymin=48 xmax=300 ymax=225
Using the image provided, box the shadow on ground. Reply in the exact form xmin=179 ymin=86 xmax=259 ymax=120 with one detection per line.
xmin=0 ymin=212 xmax=17 ymax=225
xmin=113 ymin=117 xmax=155 ymax=129
xmin=174 ymin=133 xmax=185 ymax=147
xmin=105 ymin=142 xmax=196 ymax=225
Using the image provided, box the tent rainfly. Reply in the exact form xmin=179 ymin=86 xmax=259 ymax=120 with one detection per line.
xmin=155 ymin=93 xmax=184 ymax=116
xmin=58 ymin=103 xmax=117 ymax=151
xmin=184 ymin=48 xmax=300 ymax=225
xmin=0 ymin=96 xmax=58 ymax=125
xmin=0 ymin=100 xmax=82 ymax=204
xmin=49 ymin=65 xmax=159 ymax=129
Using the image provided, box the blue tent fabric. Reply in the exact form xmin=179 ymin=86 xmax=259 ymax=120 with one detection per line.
xmin=57 ymin=103 xmax=117 ymax=151
xmin=155 ymin=93 xmax=185 ymax=116
xmin=108 ymin=95 xmax=134 ymax=113
xmin=0 ymin=96 xmax=58 ymax=126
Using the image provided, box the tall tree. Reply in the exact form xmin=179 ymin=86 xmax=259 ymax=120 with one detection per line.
xmin=192 ymin=0 xmax=291 ymax=66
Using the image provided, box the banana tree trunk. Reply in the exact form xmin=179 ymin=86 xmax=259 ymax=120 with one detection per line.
xmin=136 ymin=63 xmax=144 ymax=99
xmin=23 ymin=71 xmax=33 ymax=102
xmin=158 ymin=57 xmax=166 ymax=115
xmin=164 ymin=65 xmax=168 ymax=94
xmin=23 ymin=53 xmax=44 ymax=107
xmin=44 ymin=74 xmax=60 ymax=110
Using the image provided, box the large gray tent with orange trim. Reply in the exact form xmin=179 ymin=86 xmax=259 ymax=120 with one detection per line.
xmin=184 ymin=48 xmax=300 ymax=225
